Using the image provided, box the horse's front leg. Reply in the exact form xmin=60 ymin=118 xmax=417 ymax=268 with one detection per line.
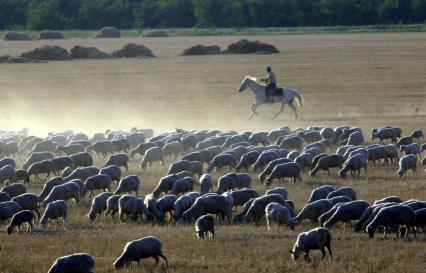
xmin=249 ymin=103 xmax=259 ymax=120
xmin=272 ymin=102 xmax=285 ymax=120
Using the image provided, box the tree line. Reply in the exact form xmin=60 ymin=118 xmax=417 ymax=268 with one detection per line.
xmin=1 ymin=0 xmax=425 ymax=30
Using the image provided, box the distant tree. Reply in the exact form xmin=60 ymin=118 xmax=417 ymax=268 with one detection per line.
xmin=320 ymin=0 xmax=377 ymax=25
xmin=0 ymin=0 xmax=28 ymax=29
xmin=192 ymin=0 xmax=234 ymax=27
xmin=412 ymin=0 xmax=426 ymax=22
xmin=247 ymin=0 xmax=302 ymax=27
xmin=378 ymin=0 xmax=414 ymax=23
xmin=77 ymin=0 xmax=129 ymax=29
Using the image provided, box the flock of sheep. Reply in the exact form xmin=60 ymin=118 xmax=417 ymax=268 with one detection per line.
xmin=0 ymin=124 xmax=425 ymax=272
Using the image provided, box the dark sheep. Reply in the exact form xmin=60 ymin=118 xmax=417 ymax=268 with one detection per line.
xmin=48 ymin=253 xmax=95 ymax=273
xmin=7 ymin=210 xmax=35 ymax=234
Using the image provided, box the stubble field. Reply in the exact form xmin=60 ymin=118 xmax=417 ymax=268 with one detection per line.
xmin=0 ymin=32 xmax=426 ymax=273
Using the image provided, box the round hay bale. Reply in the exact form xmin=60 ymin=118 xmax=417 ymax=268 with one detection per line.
xmin=38 ymin=30 xmax=65 ymax=40
xmin=144 ymin=30 xmax=170 ymax=37
xmin=3 ymin=31 xmax=32 ymax=41
xmin=111 ymin=43 xmax=155 ymax=58
xmin=70 ymin=46 xmax=113 ymax=59
xmin=96 ymin=26 xmax=121 ymax=38
xmin=181 ymin=45 xmax=221 ymax=56
xmin=21 ymin=45 xmax=72 ymax=60
xmin=223 ymin=39 xmax=279 ymax=54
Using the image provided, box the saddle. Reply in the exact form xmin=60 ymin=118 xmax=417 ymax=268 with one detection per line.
xmin=266 ymin=87 xmax=283 ymax=97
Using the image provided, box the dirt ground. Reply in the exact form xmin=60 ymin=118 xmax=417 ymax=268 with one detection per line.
xmin=0 ymin=32 xmax=426 ymax=272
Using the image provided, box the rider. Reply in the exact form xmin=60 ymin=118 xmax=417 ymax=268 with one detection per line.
xmin=261 ymin=65 xmax=277 ymax=103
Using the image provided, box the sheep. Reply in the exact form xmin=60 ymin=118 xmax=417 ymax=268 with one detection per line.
xmin=195 ymin=215 xmax=215 ymax=239
xmin=327 ymin=187 xmax=357 ymax=201
xmin=409 ymin=129 xmax=423 ymax=142
xmin=86 ymin=141 xmax=113 ymax=158
xmin=199 ymin=174 xmax=213 ymax=194
xmin=140 ymin=147 xmax=164 ymax=169
xmin=84 ymin=174 xmax=112 ymax=197
xmin=243 ymin=194 xmax=294 ymax=223
xmin=64 ymin=166 xmax=100 ymax=182
xmin=104 ymin=153 xmax=129 ymax=172
xmin=228 ymin=189 xmax=261 ymax=209
xmin=323 ymin=200 xmax=370 ymax=229
xmin=0 ymin=191 xmax=11 ymax=202
xmin=0 ymin=157 xmax=16 ymax=169
xmin=112 ymin=139 xmax=131 ymax=153
xmin=168 ymin=176 xmax=194 ymax=195
xmin=293 ymin=199 xmax=334 ymax=225
xmin=157 ymin=195 xmax=177 ymax=219
xmin=11 ymin=193 xmax=40 ymax=218
xmin=293 ymin=153 xmax=313 ymax=171
xmin=22 ymin=151 xmax=54 ymax=171
xmin=29 ymin=139 xmax=58 ymax=155
xmin=114 ymin=236 xmax=168 ymax=269
xmin=413 ymin=208 xmax=426 ymax=238
xmin=56 ymin=144 xmax=85 ymax=156
xmin=181 ymin=134 xmax=197 ymax=151
xmin=182 ymin=194 xmax=231 ymax=222
xmin=371 ymin=128 xmax=397 ymax=144
xmin=235 ymin=151 xmax=260 ymax=170
xmin=307 ymin=185 xmax=335 ymax=203
xmin=172 ymin=192 xmax=200 ymax=220
xmin=163 ymin=141 xmax=183 ymax=159
xmin=249 ymin=131 xmax=269 ymax=146
xmin=366 ymin=205 xmax=416 ymax=238
xmin=265 ymin=162 xmax=302 ymax=186
xmin=397 ymin=136 xmax=413 ymax=147
xmin=1 ymin=183 xmax=26 ymax=198
xmin=265 ymin=202 xmax=295 ymax=231
xmin=258 ymin=158 xmax=292 ymax=183
xmin=118 ymin=195 xmax=152 ymax=222
xmin=290 ymin=227 xmax=332 ymax=262
xmin=235 ymin=172 xmax=252 ymax=189
xmin=87 ymin=192 xmax=113 ymax=221
xmin=206 ymin=153 xmax=237 ymax=173
xmin=278 ymin=135 xmax=304 ymax=150
xmin=303 ymin=147 xmax=322 ymax=158
xmin=400 ymin=143 xmax=421 ymax=158
xmin=339 ymin=154 xmax=367 ymax=179
xmin=0 ymin=201 xmax=22 ymax=222
xmin=27 ymin=159 xmax=57 ymax=181
xmin=152 ymin=174 xmax=180 ymax=198
xmin=168 ymin=160 xmax=202 ymax=177
xmin=0 ymin=141 xmax=19 ymax=158
xmin=144 ymin=194 xmax=164 ymax=221
xmin=374 ymin=196 xmax=403 ymax=205
xmin=216 ymin=173 xmax=238 ymax=194
xmin=0 ymin=165 xmax=16 ymax=185
xmin=104 ymin=195 xmax=121 ymax=219
xmin=42 ymin=182 xmax=81 ymax=207
xmin=268 ymin=128 xmax=290 ymax=142
xmin=310 ymin=155 xmax=344 ymax=177
xmin=265 ymin=187 xmax=288 ymax=200
xmin=99 ymin=165 xmax=121 ymax=184
xmin=6 ymin=210 xmax=35 ymax=234
xmin=114 ymin=175 xmax=140 ymax=196
xmin=286 ymin=150 xmax=301 ymax=161
xmin=48 ymin=253 xmax=95 ymax=273
xmin=353 ymin=202 xmax=396 ymax=233
xmin=366 ymin=146 xmax=389 ymax=166
xmin=397 ymin=154 xmax=417 ymax=178
xmin=327 ymin=195 xmax=352 ymax=205
xmin=130 ymin=143 xmax=158 ymax=158
xmin=15 ymin=169 xmax=30 ymax=184
xmin=305 ymin=141 xmax=326 ymax=153
xmin=70 ymin=152 xmax=93 ymax=167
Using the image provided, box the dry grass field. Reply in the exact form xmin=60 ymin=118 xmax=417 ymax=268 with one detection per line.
xmin=0 ymin=32 xmax=426 ymax=273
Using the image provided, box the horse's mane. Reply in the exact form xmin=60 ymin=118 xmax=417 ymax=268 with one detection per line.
xmin=244 ymin=76 xmax=258 ymax=82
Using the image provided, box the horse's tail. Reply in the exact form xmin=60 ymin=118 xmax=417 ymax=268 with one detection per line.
xmin=293 ymin=92 xmax=303 ymax=107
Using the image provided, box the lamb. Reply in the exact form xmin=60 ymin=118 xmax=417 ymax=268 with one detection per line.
xmin=293 ymin=199 xmax=334 ymax=225
xmin=265 ymin=162 xmax=302 ymax=186
xmin=70 ymin=152 xmax=93 ymax=167
xmin=22 ymin=151 xmax=54 ymax=170
xmin=114 ymin=175 xmax=140 ymax=196
xmin=258 ymin=158 xmax=292 ymax=183
xmin=228 ymin=189 xmax=261 ymax=209
xmin=172 ymin=192 xmax=200 ymax=220
xmin=371 ymin=128 xmax=397 ymax=144
xmin=84 ymin=174 xmax=112 ymax=197
xmin=105 ymin=153 xmax=129 ymax=171
xmin=56 ymin=144 xmax=85 ymax=156
xmin=265 ymin=202 xmax=295 ymax=231
xmin=99 ymin=165 xmax=121 ymax=183
xmin=397 ymin=154 xmax=417 ymax=178
xmin=265 ymin=187 xmax=288 ymax=200
xmin=86 ymin=141 xmax=113 ymax=158
xmin=105 ymin=195 xmax=121 ymax=219
xmin=366 ymin=205 xmax=416 ymax=238
xmin=130 ymin=143 xmax=158 ymax=158
xmin=0 ymin=191 xmax=11 ymax=202
xmin=199 ymin=174 xmax=213 ymax=194
xmin=182 ymin=194 xmax=231 ymax=222
xmin=374 ymin=196 xmax=403 ymax=205
xmin=400 ymin=143 xmax=421 ymax=158
xmin=195 ymin=215 xmax=215 ymax=239
xmin=11 ymin=193 xmax=40 ymax=218
xmin=27 ymin=159 xmax=57 ymax=181
xmin=294 ymin=153 xmax=314 ymax=170
xmin=64 ymin=166 xmax=100 ymax=182
xmin=42 ymin=182 xmax=81 ymax=207
xmin=1 ymin=183 xmax=26 ymax=198
xmin=339 ymin=154 xmax=367 ymax=178
xmin=168 ymin=160 xmax=202 ymax=177
xmin=6 ymin=210 xmax=35 ymax=234
xmin=235 ymin=151 xmax=260 ymax=171
xmin=323 ymin=200 xmax=370 ymax=228
xmin=48 ymin=253 xmax=95 ymax=273
xmin=409 ymin=129 xmax=423 ymax=142
xmin=0 ymin=201 xmax=22 ymax=222
xmin=118 ymin=195 xmax=152 ymax=222
xmin=114 ymin=236 xmax=168 ymax=269
xmin=170 ymin=176 xmax=195 ymax=195
xmin=206 ymin=153 xmax=237 ymax=173
xmin=157 ymin=195 xmax=177 ymax=219
xmin=163 ymin=141 xmax=183 ymax=159
xmin=327 ymin=187 xmax=357 ymax=201
xmin=310 ymin=155 xmax=344 ymax=177
xmin=0 ymin=165 xmax=17 ymax=185
xmin=290 ymin=227 xmax=332 ymax=262
xmin=87 ymin=192 xmax=114 ymax=221
xmin=307 ymin=185 xmax=335 ymax=203
xmin=140 ymin=147 xmax=164 ymax=169
xmin=244 ymin=194 xmax=294 ymax=223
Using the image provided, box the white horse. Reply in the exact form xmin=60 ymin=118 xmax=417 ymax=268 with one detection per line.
xmin=238 ymin=76 xmax=303 ymax=120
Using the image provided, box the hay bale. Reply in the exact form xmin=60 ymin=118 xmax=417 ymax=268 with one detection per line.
xmin=21 ymin=45 xmax=72 ymax=60
xmin=96 ymin=26 xmax=121 ymax=38
xmin=144 ymin=30 xmax=170 ymax=37
xmin=181 ymin=45 xmax=221 ymax=56
xmin=70 ymin=46 xmax=113 ymax=59
xmin=223 ymin=39 xmax=279 ymax=54
xmin=3 ymin=32 xmax=32 ymax=41
xmin=0 ymin=55 xmax=44 ymax=64
xmin=38 ymin=30 xmax=65 ymax=40
xmin=111 ymin=43 xmax=155 ymax=58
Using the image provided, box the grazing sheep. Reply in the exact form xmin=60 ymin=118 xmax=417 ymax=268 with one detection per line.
xmin=105 ymin=195 xmax=121 ymax=219
xmin=64 ymin=166 xmax=100 ymax=182
xmin=0 ymin=165 xmax=17 ymax=185
xmin=40 ymin=200 xmax=67 ymax=228
xmin=199 ymin=174 xmax=213 ymax=194
xmin=42 ymin=182 xmax=81 ymax=207
xmin=105 ymin=153 xmax=129 ymax=171
xmin=181 ymin=134 xmax=197 ymax=151
xmin=228 ymin=189 xmax=261 ymax=209
xmin=323 ymin=200 xmax=370 ymax=228
xmin=114 ymin=175 xmax=140 ymax=196
xmin=366 ymin=205 xmax=416 ymax=238
xmin=99 ymin=165 xmax=121 ymax=183
xmin=1 ymin=183 xmax=26 ymax=198
xmin=287 ymin=150 xmax=301 ymax=161
xmin=253 ymin=150 xmax=280 ymax=171
xmin=265 ymin=162 xmax=302 ymax=185
xmin=88 ymin=192 xmax=114 ymax=221
xmin=371 ymin=128 xmax=397 ymax=144
xmin=278 ymin=135 xmax=304 ymax=150
xmin=400 ymin=143 xmax=421 ymax=158
xmin=310 ymin=155 xmax=344 ymax=177
xmin=353 ymin=202 xmax=396 ymax=233
xmin=22 ymin=152 xmax=54 ymax=171
xmin=397 ymin=154 xmax=417 ymax=178
xmin=206 ymin=153 xmax=237 ymax=173
xmin=84 ymin=174 xmax=112 ymax=197
xmin=216 ymin=173 xmax=238 ymax=194
xmin=293 ymin=199 xmax=333 ymax=225
xmin=67 ymin=178 xmax=87 ymax=199
xmin=0 ymin=158 xmax=16 ymax=169
xmin=374 ymin=196 xmax=403 ymax=205
xmin=327 ymin=195 xmax=352 ymax=205
xmin=70 ymin=152 xmax=93 ymax=167
xmin=195 ymin=215 xmax=215 ymax=239
xmin=86 ymin=141 xmax=113 ymax=158
xmin=6 ymin=210 xmax=35 ymax=234
xmin=0 ymin=201 xmax=22 ymax=222
xmin=11 ymin=193 xmax=40 ymax=218
xmin=235 ymin=172 xmax=252 ymax=188
xmin=118 ymin=195 xmax=152 ymax=222
xmin=397 ymin=136 xmax=413 ymax=147
xmin=299 ymin=130 xmax=322 ymax=144
xmin=163 ymin=141 xmax=183 ymax=159
xmin=265 ymin=202 xmax=295 ymax=231
xmin=409 ymin=129 xmax=423 ymax=142
xmin=346 ymin=131 xmax=364 ymax=146
xmin=51 ymin=156 xmax=74 ymax=173
xmin=339 ymin=154 xmax=367 ymax=178
xmin=56 ymin=144 xmax=85 ymax=156
xmin=235 ymin=151 xmax=260 ymax=170
xmin=114 ymin=236 xmax=168 ymax=269
xmin=172 ymin=192 xmax=200 ymax=220
xmin=157 ymin=195 xmax=177 ymax=219
xmin=170 ymin=176 xmax=195 ymax=195
xmin=413 ymin=208 xmax=426 ymax=238
xmin=140 ymin=147 xmax=164 ymax=169
xmin=303 ymin=147 xmax=322 ymax=158
xmin=152 ymin=174 xmax=179 ymax=198
xmin=144 ymin=194 xmax=164 ymax=221
xmin=244 ymin=194 xmax=294 ymax=223
xmin=38 ymin=176 xmax=64 ymax=200
xmin=294 ymin=153 xmax=314 ymax=170
xmin=27 ymin=159 xmax=57 ymax=181
xmin=249 ymin=132 xmax=269 ymax=146
xmin=48 ymin=253 xmax=95 ymax=273
xmin=290 ymin=227 xmax=332 ymax=262
xmin=258 ymin=158 xmax=292 ymax=183
xmin=327 ymin=187 xmax=357 ymax=201
xmin=130 ymin=143 xmax=158 ymax=158
xmin=0 ymin=191 xmax=11 ymax=202
xmin=265 ymin=187 xmax=288 ymax=200
xmin=29 ymin=140 xmax=58 ymax=155
xmin=168 ymin=160 xmax=202 ymax=177
xmin=15 ymin=169 xmax=30 ymax=184
xmin=307 ymin=185 xmax=335 ymax=203
xmin=182 ymin=195 xmax=231 ymax=222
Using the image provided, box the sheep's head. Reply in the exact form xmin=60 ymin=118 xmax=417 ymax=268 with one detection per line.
xmin=397 ymin=169 xmax=405 ymax=178
xmin=6 ymin=225 xmax=15 ymax=235
xmin=290 ymin=246 xmax=302 ymax=261
xmin=339 ymin=170 xmax=347 ymax=179
xmin=113 ymin=254 xmax=130 ymax=270
xmin=367 ymin=225 xmax=376 ymax=238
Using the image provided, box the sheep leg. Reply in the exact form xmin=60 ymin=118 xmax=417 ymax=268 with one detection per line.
xmin=272 ymin=102 xmax=285 ymax=120
xmin=320 ymin=247 xmax=327 ymax=261
xmin=159 ymin=253 xmax=169 ymax=267
xmin=154 ymin=256 xmax=160 ymax=267
xmin=267 ymin=216 xmax=271 ymax=231
xmin=326 ymin=244 xmax=333 ymax=262
xmin=35 ymin=209 xmax=41 ymax=220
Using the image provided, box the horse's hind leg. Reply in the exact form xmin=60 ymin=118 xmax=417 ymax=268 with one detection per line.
xmin=272 ymin=102 xmax=285 ymax=120
xmin=249 ymin=103 xmax=259 ymax=119
xmin=289 ymin=103 xmax=298 ymax=119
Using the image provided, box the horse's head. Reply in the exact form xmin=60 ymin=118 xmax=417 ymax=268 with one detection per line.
xmin=238 ymin=76 xmax=257 ymax=92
